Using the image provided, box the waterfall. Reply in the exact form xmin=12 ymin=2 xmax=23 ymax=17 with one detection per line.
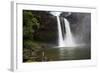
xmin=56 ymin=16 xmax=65 ymax=47
xmin=50 ymin=12 xmax=76 ymax=47
xmin=63 ymin=18 xmax=76 ymax=47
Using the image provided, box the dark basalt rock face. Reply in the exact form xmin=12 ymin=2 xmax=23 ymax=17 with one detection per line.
xmin=32 ymin=11 xmax=58 ymax=46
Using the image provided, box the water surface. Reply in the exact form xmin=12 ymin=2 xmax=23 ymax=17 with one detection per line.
xmin=40 ymin=46 xmax=91 ymax=61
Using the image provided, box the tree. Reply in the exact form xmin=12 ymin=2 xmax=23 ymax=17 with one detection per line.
xmin=23 ymin=10 xmax=40 ymax=49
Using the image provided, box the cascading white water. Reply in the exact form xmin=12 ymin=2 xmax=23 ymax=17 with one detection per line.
xmin=57 ymin=16 xmax=65 ymax=47
xmin=50 ymin=12 xmax=76 ymax=47
xmin=63 ymin=18 xmax=76 ymax=47
xmin=50 ymin=12 xmax=64 ymax=47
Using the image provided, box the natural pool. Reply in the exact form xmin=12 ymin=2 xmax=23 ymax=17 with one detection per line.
xmin=41 ymin=46 xmax=91 ymax=61
xmin=23 ymin=46 xmax=91 ymax=62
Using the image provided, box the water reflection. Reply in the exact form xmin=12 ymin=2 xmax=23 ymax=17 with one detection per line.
xmin=44 ymin=46 xmax=91 ymax=61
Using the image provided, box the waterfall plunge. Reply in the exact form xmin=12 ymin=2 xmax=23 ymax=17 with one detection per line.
xmin=57 ymin=16 xmax=64 ymax=47
xmin=63 ymin=18 xmax=76 ymax=47
xmin=50 ymin=12 xmax=76 ymax=47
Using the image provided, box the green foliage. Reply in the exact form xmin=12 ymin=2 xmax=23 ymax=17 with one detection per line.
xmin=23 ymin=10 xmax=40 ymax=49
xmin=23 ymin=10 xmax=58 ymax=62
